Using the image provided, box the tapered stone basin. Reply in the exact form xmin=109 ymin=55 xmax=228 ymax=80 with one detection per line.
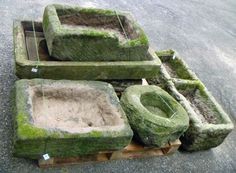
xmin=13 ymin=79 xmax=133 ymax=159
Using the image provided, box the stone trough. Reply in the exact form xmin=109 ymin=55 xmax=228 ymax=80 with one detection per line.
xmin=148 ymin=50 xmax=198 ymax=85
xmin=13 ymin=21 xmax=161 ymax=80
xmin=13 ymin=79 xmax=133 ymax=159
xmin=166 ymin=80 xmax=234 ymax=151
xmin=43 ymin=4 xmax=149 ymax=61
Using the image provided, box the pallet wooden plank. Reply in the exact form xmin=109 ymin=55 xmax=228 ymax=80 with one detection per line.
xmin=38 ymin=139 xmax=181 ymax=168
xmin=166 ymin=140 xmax=181 ymax=154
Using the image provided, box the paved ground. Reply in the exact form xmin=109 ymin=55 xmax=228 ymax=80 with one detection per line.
xmin=0 ymin=0 xmax=236 ymax=172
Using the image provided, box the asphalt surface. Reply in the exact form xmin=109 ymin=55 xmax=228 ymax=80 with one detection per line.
xmin=0 ymin=0 xmax=236 ymax=172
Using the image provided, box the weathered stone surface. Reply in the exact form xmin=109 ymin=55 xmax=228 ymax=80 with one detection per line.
xmin=147 ymin=49 xmax=198 ymax=85
xmin=13 ymin=21 xmax=161 ymax=80
xmin=165 ymin=80 xmax=234 ymax=151
xmin=42 ymin=4 xmax=149 ymax=61
xmin=147 ymin=50 xmax=234 ymax=151
xmin=13 ymin=79 xmax=133 ymax=159
xmin=120 ymin=85 xmax=189 ymax=147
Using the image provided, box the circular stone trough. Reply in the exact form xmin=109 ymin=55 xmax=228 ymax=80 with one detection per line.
xmin=121 ymin=85 xmax=189 ymax=147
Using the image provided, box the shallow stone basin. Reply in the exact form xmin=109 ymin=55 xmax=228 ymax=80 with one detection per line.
xmin=13 ymin=79 xmax=133 ymax=159
xmin=13 ymin=21 xmax=161 ymax=80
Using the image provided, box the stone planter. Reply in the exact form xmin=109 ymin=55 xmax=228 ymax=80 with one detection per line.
xmin=13 ymin=21 xmax=161 ymax=80
xmin=13 ymin=79 xmax=133 ymax=159
xmin=147 ymin=49 xmax=198 ymax=85
xmin=43 ymin=4 xmax=149 ymax=61
xmin=120 ymin=85 xmax=189 ymax=147
xmin=166 ymin=80 xmax=234 ymax=151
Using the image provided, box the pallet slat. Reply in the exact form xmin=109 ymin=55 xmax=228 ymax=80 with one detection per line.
xmin=38 ymin=139 xmax=181 ymax=168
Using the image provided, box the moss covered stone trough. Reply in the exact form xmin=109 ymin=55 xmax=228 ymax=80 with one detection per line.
xmin=13 ymin=79 xmax=133 ymax=159
xmin=166 ymin=80 xmax=234 ymax=151
xmin=152 ymin=50 xmax=198 ymax=83
xmin=43 ymin=4 xmax=149 ymax=61
xmin=13 ymin=21 xmax=161 ymax=80
xmin=120 ymin=85 xmax=189 ymax=147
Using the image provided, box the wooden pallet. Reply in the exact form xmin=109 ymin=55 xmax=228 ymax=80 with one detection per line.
xmin=38 ymin=139 xmax=181 ymax=168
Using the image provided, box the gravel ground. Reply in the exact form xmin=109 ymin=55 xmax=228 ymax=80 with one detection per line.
xmin=0 ymin=0 xmax=236 ymax=172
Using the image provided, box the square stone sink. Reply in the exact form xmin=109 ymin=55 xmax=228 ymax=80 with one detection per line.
xmin=13 ymin=79 xmax=133 ymax=159
xmin=13 ymin=21 xmax=161 ymax=80
xmin=167 ymin=80 xmax=234 ymax=151
xmin=43 ymin=4 xmax=149 ymax=61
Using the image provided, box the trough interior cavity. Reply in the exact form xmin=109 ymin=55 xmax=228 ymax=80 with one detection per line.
xmin=140 ymin=92 xmax=174 ymax=118
xmin=178 ymin=88 xmax=222 ymax=124
xmin=29 ymin=84 xmax=124 ymax=133
xmin=56 ymin=9 xmax=138 ymax=43
xmin=160 ymin=55 xmax=193 ymax=80
xmin=22 ymin=21 xmax=53 ymax=61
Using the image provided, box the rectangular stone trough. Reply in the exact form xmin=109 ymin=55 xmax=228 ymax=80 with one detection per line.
xmin=166 ymin=80 xmax=234 ymax=151
xmin=43 ymin=4 xmax=149 ymax=61
xmin=13 ymin=79 xmax=133 ymax=159
xmin=155 ymin=49 xmax=198 ymax=82
xmin=13 ymin=21 xmax=161 ymax=80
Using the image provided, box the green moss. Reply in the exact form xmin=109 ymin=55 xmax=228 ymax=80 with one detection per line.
xmin=42 ymin=11 xmax=49 ymax=30
xmin=81 ymin=29 xmax=112 ymax=38
xmin=169 ymin=59 xmax=193 ymax=79
xmin=55 ymin=4 xmax=116 ymax=16
xmin=155 ymin=49 xmax=175 ymax=57
xmin=79 ymin=8 xmax=116 ymax=16
xmin=90 ymin=131 xmax=103 ymax=137
xmin=17 ymin=114 xmax=48 ymax=139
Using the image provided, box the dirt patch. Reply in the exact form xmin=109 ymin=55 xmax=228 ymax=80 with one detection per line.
xmin=64 ymin=24 xmax=128 ymax=43
xmin=58 ymin=12 xmax=138 ymax=42
xmin=180 ymin=89 xmax=219 ymax=124
xmin=29 ymin=84 xmax=124 ymax=133
xmin=162 ymin=62 xmax=178 ymax=78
